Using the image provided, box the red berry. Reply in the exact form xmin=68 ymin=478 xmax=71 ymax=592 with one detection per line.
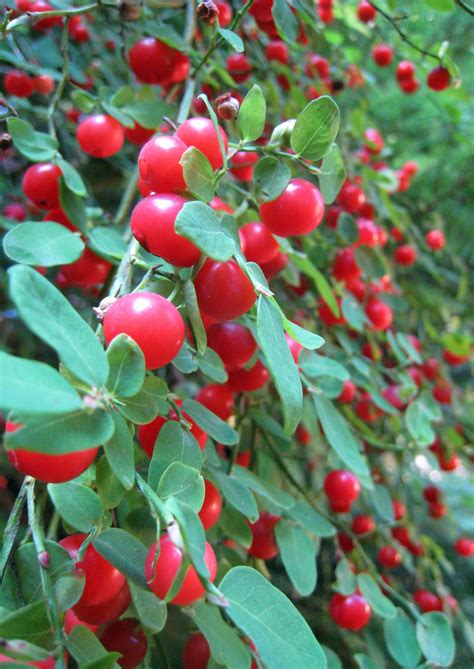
xmin=429 ymin=500 xmax=447 ymax=518
xmin=6 ymin=421 xmax=98 ymax=483
xmin=4 ymin=70 xmax=35 ymax=97
xmin=260 ymin=251 xmax=288 ymax=279
xmin=229 ymin=151 xmax=259 ymax=181
xmin=394 ymin=244 xmax=417 ymax=266
xmin=432 ymin=381 xmax=452 ymax=406
xmin=265 ymin=40 xmax=290 ymax=64
xmin=124 ymin=122 xmax=155 ymax=146
xmin=129 ymin=37 xmax=189 ymax=85
xmin=377 ymin=545 xmax=402 ymax=569
xmin=329 ymin=593 xmax=371 ymax=630
xmin=427 ymin=66 xmax=450 ymax=91
xmin=69 ymin=18 xmax=90 ymax=43
xmin=443 ymin=349 xmax=469 ymax=366
xmin=210 ymin=196 xmax=233 ymax=214
xmin=318 ymin=297 xmax=345 ymax=326
xmin=198 ymin=480 xmax=222 ymax=530
xmin=29 ymin=1 xmax=62 ymax=30
xmin=372 ymin=44 xmax=393 ymax=67
xmin=426 ymin=229 xmax=446 ymax=250
xmin=324 ymin=470 xmax=361 ymax=513
xmin=325 ymin=205 xmax=341 ymax=229
xmin=421 ymin=357 xmax=440 ymax=380
xmin=248 ymin=512 xmax=281 ymax=560
xmin=138 ymin=407 xmax=207 ymax=458
xmin=196 ymin=384 xmax=234 ymax=420
xmin=357 ymin=1 xmax=376 ymax=22
xmin=138 ymin=135 xmax=187 ymax=193
xmin=396 ymin=60 xmax=415 ymax=82
xmin=355 ymin=217 xmax=380 ymax=247
xmin=364 ymin=128 xmax=384 ymax=154
xmin=216 ymin=1 xmax=232 ymax=26
xmin=239 ymin=222 xmax=279 ymax=264
xmin=338 ymin=180 xmax=366 ymax=213
xmin=103 ymin=292 xmax=184 ymax=370
xmin=22 ymin=163 xmax=62 ymax=210
xmin=338 ymin=531 xmax=355 ymax=553
xmin=400 ymin=79 xmax=420 ymax=94
xmin=183 ymin=633 xmax=210 ymax=669
xmin=130 ymin=194 xmax=201 ymax=267
xmin=249 ymin=0 xmax=274 ymax=22
xmin=206 ymin=322 xmax=257 ymax=370
xmin=194 ymin=259 xmax=256 ymax=321
xmin=413 ymin=589 xmax=443 ymax=613
xmin=145 ymin=534 xmax=217 ymax=605
xmin=338 ymin=380 xmax=356 ymax=403
xmin=392 ymin=499 xmax=406 ymax=520
xmin=72 ymin=581 xmax=131 ymax=625
xmin=285 ymin=333 xmax=303 ymax=363
xmin=351 ymin=514 xmax=375 ymax=535
xmin=423 ymin=485 xmax=441 ymax=504
xmin=3 ymin=202 xmax=27 ymax=221
xmin=227 ymin=53 xmax=252 ymax=83
xmin=333 ymin=247 xmax=361 ymax=283
xmin=355 ymin=394 xmax=382 ymax=422
xmin=64 ymin=608 xmax=99 ymax=635
xmin=226 ymin=359 xmax=270 ymax=392
xmin=100 ymin=619 xmax=147 ymax=669
xmin=259 ymin=179 xmax=324 ymax=237
xmin=454 ymin=538 xmax=474 ymax=557
xmin=365 ymin=298 xmax=393 ymax=331
xmin=176 ymin=117 xmax=228 ymax=170
xmin=77 ymin=114 xmax=124 ymax=158
xmin=381 ymin=385 xmax=405 ymax=410
xmin=56 ymin=248 xmax=111 ymax=291
xmin=32 ymin=74 xmax=55 ymax=95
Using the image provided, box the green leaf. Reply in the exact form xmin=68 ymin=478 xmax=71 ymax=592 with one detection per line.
xmin=338 ymin=214 xmax=359 ymax=244
xmin=67 ymin=625 xmax=119 ymax=668
xmin=384 ymin=609 xmax=422 ymax=669
xmin=397 ymin=333 xmax=422 ymax=364
xmin=357 ymin=573 xmax=396 ymax=618
xmin=8 ymin=265 xmax=109 ymax=388
xmin=257 ymin=297 xmax=302 ymax=435
xmin=182 ymin=398 xmax=239 ymax=446
xmin=220 ymin=566 xmax=326 ymax=669
xmin=423 ymin=0 xmax=454 ymax=11
xmin=233 ymin=465 xmax=294 ymax=510
xmin=191 ymin=602 xmax=252 ymax=669
xmin=15 ymin=541 xmax=73 ymax=603
xmin=286 ymin=500 xmax=336 ymax=537
xmin=148 ymin=421 xmax=203 ymax=489
xmin=93 ymin=528 xmax=147 ymax=589
xmin=253 ymin=156 xmax=292 ymax=203
xmin=101 ymin=101 xmax=134 ymax=128
xmin=0 ymin=601 xmax=51 ymax=646
xmin=313 ymin=395 xmax=369 ymax=476
xmin=106 ymin=334 xmax=146 ymax=399
xmin=405 ymin=392 xmax=440 ymax=447
xmin=166 ymin=497 xmax=209 ymax=577
xmin=273 ymin=0 xmax=299 ymax=42
xmin=322 ymin=646 xmax=342 ymax=669
xmin=369 ymin=484 xmax=394 ymax=523
xmin=355 ymin=247 xmax=386 ymax=279
xmin=196 ymin=347 xmax=228 ymax=383
xmin=96 ymin=455 xmax=124 ymax=511
xmin=175 ymin=201 xmax=236 ymax=261
xmin=71 ymin=90 xmax=97 ymax=113
xmin=319 ymin=143 xmax=345 ymax=204
xmin=293 ymin=256 xmax=340 ymax=317
xmin=416 ymin=612 xmax=455 ymax=667
xmin=88 ymin=227 xmax=128 ymax=260
xmin=119 ymin=375 xmax=168 ymax=424
xmin=125 ymin=100 xmax=172 ymax=129
xmin=238 ymin=85 xmax=266 ymax=142
xmin=219 ymin=506 xmax=252 ymax=548
xmin=3 ymin=222 xmax=84 ymax=267
xmin=7 ymin=117 xmax=58 ymax=162
xmin=5 ymin=410 xmax=114 ymax=455
xmin=59 ymin=179 xmax=88 ymax=233
xmin=183 ymin=279 xmax=207 ymax=356
xmin=103 ymin=412 xmax=135 ymax=490
xmin=181 ymin=147 xmax=215 ymax=202
xmin=210 ymin=468 xmax=259 ymax=521
xmin=355 ymin=655 xmax=378 ymax=669
xmin=300 ymin=351 xmax=349 ymax=381
xmin=275 ymin=520 xmax=317 ymax=596
xmin=48 ymin=483 xmax=103 ymax=532
xmin=335 ymin=558 xmax=356 ymax=595
xmin=291 ymin=96 xmax=340 ymax=161
xmin=129 ymin=583 xmax=167 ymax=634
xmin=56 ymin=157 xmax=87 ymax=196
xmin=0 ymin=352 xmax=82 ymax=415
xmin=158 ymin=462 xmax=205 ymax=511
xmin=54 ymin=573 xmax=85 ymax=611
xmin=217 ymin=27 xmax=244 ymax=52
xmin=341 ymin=293 xmax=367 ymax=332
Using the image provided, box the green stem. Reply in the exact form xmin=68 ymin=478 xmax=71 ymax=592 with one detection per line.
xmin=136 ymin=472 xmax=174 ymax=525
xmin=0 ymin=479 xmax=27 ymax=580
xmin=25 ymin=478 xmax=66 ymax=668
xmin=5 ymin=2 xmax=99 ymax=33
xmin=48 ymin=19 xmax=70 ymax=138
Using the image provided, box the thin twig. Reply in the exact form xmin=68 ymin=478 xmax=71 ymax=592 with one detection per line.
xmin=48 ymin=19 xmax=70 ymax=137
xmin=5 ymin=3 xmax=99 ymax=33
xmin=454 ymin=0 xmax=474 ymax=16
xmin=0 ymin=479 xmax=27 ymax=579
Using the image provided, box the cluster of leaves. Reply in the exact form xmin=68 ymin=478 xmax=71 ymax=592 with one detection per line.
xmin=0 ymin=1 xmax=473 ymax=669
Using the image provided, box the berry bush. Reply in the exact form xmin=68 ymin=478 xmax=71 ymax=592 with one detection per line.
xmin=0 ymin=1 xmax=473 ymax=668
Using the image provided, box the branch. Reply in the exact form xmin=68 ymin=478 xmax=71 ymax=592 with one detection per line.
xmin=369 ymin=2 xmax=441 ymax=61
xmin=454 ymin=0 xmax=474 ymax=15
xmin=47 ymin=18 xmax=70 ymax=137
xmin=5 ymin=3 xmax=99 ymax=33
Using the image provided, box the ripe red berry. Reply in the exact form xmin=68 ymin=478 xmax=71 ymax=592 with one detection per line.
xmin=138 ymin=135 xmax=187 ymax=193
xmin=130 ymin=194 xmax=201 ymax=267
xmin=329 ymin=593 xmax=371 ymax=630
xmin=365 ymin=298 xmax=393 ymax=331
xmin=103 ymin=292 xmax=184 ymax=370
xmin=364 ymin=128 xmax=384 ymax=154
xmin=454 ymin=537 xmax=474 ymax=557
xmin=56 ymin=248 xmax=112 ymax=291
xmin=206 ymin=322 xmax=257 ymax=370
xmin=5 ymin=421 xmax=98 ymax=483
xmin=355 ymin=394 xmax=383 ymax=422
xmin=216 ymin=1 xmax=232 ymax=26
xmin=29 ymin=1 xmax=63 ymax=30
xmin=72 ymin=581 xmax=131 ymax=625
xmin=355 ymin=217 xmax=380 ymax=247
xmin=325 ymin=205 xmax=341 ymax=229
xmin=338 ymin=531 xmax=355 ymax=553
xmin=285 ymin=333 xmax=303 ymax=363
xmin=392 ymin=499 xmax=406 ymax=520
xmin=226 ymin=359 xmax=270 ymax=392
xmin=333 ymin=247 xmax=361 ymax=283
xmin=338 ymin=180 xmax=366 ymax=213
xmin=357 ymin=1 xmax=376 ymax=22
xmin=425 ymin=229 xmax=446 ymax=250
xmin=421 ymin=357 xmax=440 ymax=380
xmin=372 ymin=44 xmax=393 ymax=67
xmin=318 ymin=297 xmax=346 ymax=326
xmin=22 ymin=162 xmax=62 ymax=209
xmin=124 ymin=122 xmax=155 ymax=146
xmin=69 ymin=17 xmax=90 ymax=43
xmin=378 ymin=545 xmax=402 ymax=569
xmin=176 ymin=117 xmax=228 ymax=170
xmin=249 ymin=0 xmax=274 ymax=22
xmin=138 ymin=409 xmax=207 ymax=458
xmin=265 ymin=40 xmax=290 ymax=64
xmin=239 ymin=222 xmax=279 ymax=264
xmin=324 ymin=470 xmax=361 ymax=513
xmin=4 ymin=70 xmax=35 ymax=97
xmin=443 ymin=349 xmax=469 ymax=366
xmin=196 ymin=384 xmax=234 ymax=420
xmin=198 ymin=480 xmax=222 ymax=529
xmin=229 ymin=151 xmax=259 ymax=181
xmin=77 ymin=114 xmax=124 ymax=158
xmin=427 ymin=66 xmax=450 ymax=91
xmin=64 ymin=608 xmax=99 ymax=635
xmin=194 ymin=259 xmax=256 ymax=321
xmin=423 ymin=485 xmax=441 ymax=504
xmin=260 ymin=251 xmax=288 ymax=279
xmin=129 ymin=37 xmax=189 ymax=85
xmin=227 ymin=53 xmax=252 ymax=83
xmin=432 ymin=381 xmax=452 ymax=406
xmin=259 ymin=179 xmax=324 ymax=237
xmin=396 ymin=60 xmax=415 ymax=82
xmin=306 ymin=53 xmax=330 ymax=79
xmin=3 ymin=202 xmax=27 ymax=221
xmin=100 ymin=619 xmax=147 ymax=669
xmin=145 ymin=534 xmax=217 ymax=605
xmin=429 ymin=500 xmax=447 ymax=519
xmin=183 ymin=633 xmax=211 ymax=669
xmin=351 ymin=514 xmax=375 ymax=535
xmin=338 ymin=380 xmax=356 ymax=403
xmin=394 ymin=244 xmax=417 ymax=266
xmin=413 ymin=589 xmax=443 ymax=613
xmin=248 ymin=512 xmax=281 ymax=560
xmin=32 ymin=74 xmax=55 ymax=95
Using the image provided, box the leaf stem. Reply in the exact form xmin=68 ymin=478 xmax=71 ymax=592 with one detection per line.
xmin=48 ymin=19 xmax=70 ymax=138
